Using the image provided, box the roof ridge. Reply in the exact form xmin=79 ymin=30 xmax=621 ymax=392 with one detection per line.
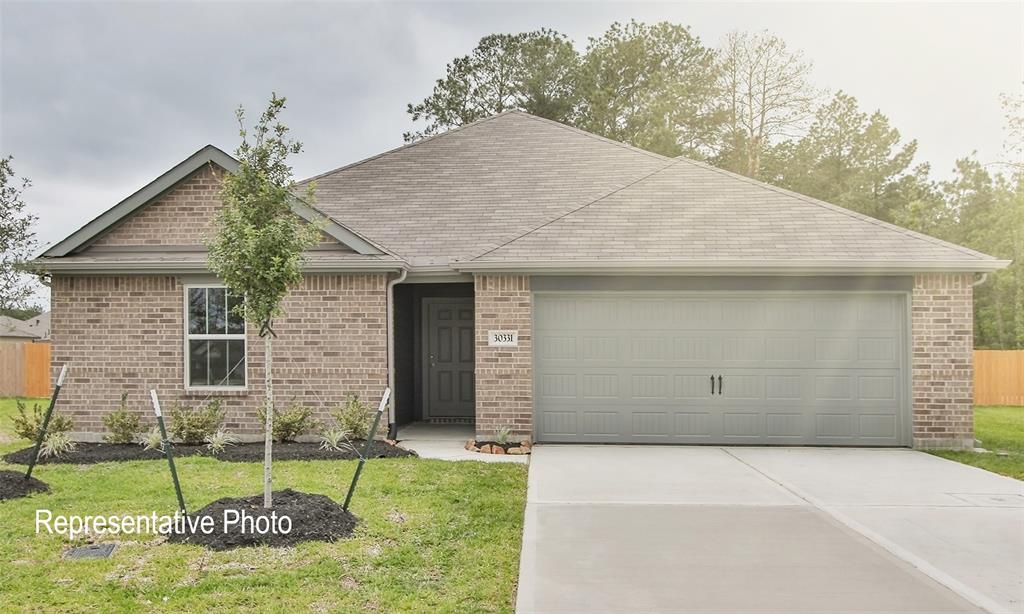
xmin=514 ymin=112 xmax=675 ymax=163
xmin=297 ymin=111 xmax=518 ymax=186
xmin=674 ymin=159 xmax=993 ymax=261
xmin=469 ymin=159 xmax=680 ymax=261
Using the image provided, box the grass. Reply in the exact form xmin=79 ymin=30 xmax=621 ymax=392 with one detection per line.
xmin=931 ymin=405 xmax=1024 ymax=480
xmin=0 ymin=397 xmax=528 ymax=613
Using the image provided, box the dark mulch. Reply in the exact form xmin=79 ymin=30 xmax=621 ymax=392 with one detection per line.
xmin=165 ymin=489 xmax=357 ymax=550
xmin=0 ymin=470 xmax=49 ymax=501
xmin=3 ymin=440 xmax=415 ymax=465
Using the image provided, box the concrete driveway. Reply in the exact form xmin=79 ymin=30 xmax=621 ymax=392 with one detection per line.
xmin=516 ymin=446 xmax=1023 ymax=614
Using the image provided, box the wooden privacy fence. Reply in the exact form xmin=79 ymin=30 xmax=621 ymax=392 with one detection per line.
xmin=975 ymin=350 xmax=1024 ymax=406
xmin=0 ymin=341 xmax=51 ymax=397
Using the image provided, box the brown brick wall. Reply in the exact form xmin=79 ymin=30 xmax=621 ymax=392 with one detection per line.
xmin=911 ymin=273 xmax=975 ymax=449
xmin=91 ymin=165 xmax=227 ymax=247
xmin=50 ymin=273 xmax=388 ymax=440
xmin=474 ymin=274 xmax=532 ymax=440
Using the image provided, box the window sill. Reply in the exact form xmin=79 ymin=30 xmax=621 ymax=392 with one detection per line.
xmin=183 ymin=388 xmax=250 ymax=397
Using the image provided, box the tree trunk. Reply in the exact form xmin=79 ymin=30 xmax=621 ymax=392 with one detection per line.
xmin=263 ymin=331 xmax=274 ymax=508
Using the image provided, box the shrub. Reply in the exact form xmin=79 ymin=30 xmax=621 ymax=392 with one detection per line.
xmin=10 ymin=399 xmax=73 ymax=441
xmin=40 ymin=432 xmax=77 ymax=459
xmin=102 ymin=393 xmax=143 ymax=444
xmin=331 ymin=394 xmax=372 ymax=440
xmin=494 ymin=425 xmax=513 ymax=445
xmin=204 ymin=429 xmax=239 ymax=455
xmin=319 ymin=426 xmax=355 ymax=453
xmin=257 ymin=401 xmax=317 ymax=442
xmin=169 ymin=399 xmax=223 ymax=445
xmin=141 ymin=427 xmax=164 ymax=452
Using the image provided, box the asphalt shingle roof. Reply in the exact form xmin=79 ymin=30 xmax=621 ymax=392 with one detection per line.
xmin=303 ymin=111 xmax=1000 ymax=270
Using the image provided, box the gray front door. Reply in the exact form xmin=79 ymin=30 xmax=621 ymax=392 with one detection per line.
xmin=424 ymin=298 xmax=475 ymax=418
xmin=533 ymin=293 xmax=908 ymax=445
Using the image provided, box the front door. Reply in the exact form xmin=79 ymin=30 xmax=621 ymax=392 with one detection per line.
xmin=424 ymin=298 xmax=475 ymax=418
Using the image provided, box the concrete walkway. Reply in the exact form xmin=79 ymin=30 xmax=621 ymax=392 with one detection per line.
xmin=517 ymin=446 xmax=1023 ymax=613
xmin=396 ymin=422 xmax=528 ymax=463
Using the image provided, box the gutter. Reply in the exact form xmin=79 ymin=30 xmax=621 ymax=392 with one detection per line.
xmin=385 ymin=267 xmax=408 ymax=440
xmin=451 ymin=259 xmax=1013 ymax=275
xmin=28 ymin=259 xmax=404 ymax=274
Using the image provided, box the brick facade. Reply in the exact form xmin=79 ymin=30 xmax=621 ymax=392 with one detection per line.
xmin=51 ymin=273 xmax=388 ymax=440
xmin=911 ymin=273 xmax=975 ymax=449
xmin=474 ymin=274 xmax=532 ymax=440
xmin=91 ymin=165 xmax=227 ymax=247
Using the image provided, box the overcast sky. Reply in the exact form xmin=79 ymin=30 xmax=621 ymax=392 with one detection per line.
xmin=2 ymin=1 xmax=1021 ymax=255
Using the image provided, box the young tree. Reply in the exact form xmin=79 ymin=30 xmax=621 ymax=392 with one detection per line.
xmin=405 ymin=30 xmax=580 ymax=141
xmin=575 ymin=20 xmax=722 ymax=158
xmin=0 ymin=156 xmax=38 ymax=311
xmin=715 ymin=30 xmax=819 ymax=178
xmin=207 ymin=94 xmax=322 ymax=507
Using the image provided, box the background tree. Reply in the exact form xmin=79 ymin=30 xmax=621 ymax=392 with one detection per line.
xmin=714 ymin=30 xmax=818 ymax=179
xmin=574 ymin=20 xmax=721 ymax=158
xmin=405 ymin=30 xmax=579 ymax=141
xmin=775 ymin=92 xmax=917 ymax=222
xmin=207 ymin=94 xmax=322 ymax=508
xmin=0 ymin=156 xmax=38 ymax=312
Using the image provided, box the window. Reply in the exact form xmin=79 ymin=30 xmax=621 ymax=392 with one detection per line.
xmin=185 ymin=286 xmax=246 ymax=388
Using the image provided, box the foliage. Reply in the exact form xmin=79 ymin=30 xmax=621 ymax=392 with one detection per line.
xmin=0 ymin=305 xmax=43 ymax=320
xmin=406 ymin=29 xmax=579 ymax=141
xmin=0 ymin=156 xmax=39 ymax=311
xmin=257 ymin=401 xmax=317 ymax=442
xmin=10 ymin=399 xmax=72 ymax=441
xmin=714 ymin=30 xmax=819 ymax=178
xmin=102 ymin=393 xmax=143 ymax=444
xmin=206 ymin=93 xmax=322 ymax=334
xmin=318 ymin=426 xmax=356 ymax=453
xmin=141 ymin=427 xmax=164 ymax=452
xmin=575 ymin=20 xmax=722 ymax=158
xmin=494 ymin=425 xmax=513 ymax=445
xmin=204 ymin=428 xmax=239 ymax=455
xmin=39 ymin=432 xmax=76 ymax=459
xmin=331 ymin=394 xmax=372 ymax=440
xmin=168 ymin=400 xmax=224 ymax=445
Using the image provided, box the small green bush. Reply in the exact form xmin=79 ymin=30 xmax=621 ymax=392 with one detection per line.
xmin=40 ymin=432 xmax=77 ymax=459
xmin=141 ymin=427 xmax=163 ymax=452
xmin=204 ymin=428 xmax=239 ymax=455
xmin=258 ymin=401 xmax=317 ymax=442
xmin=494 ymin=425 xmax=513 ymax=445
xmin=10 ymin=399 xmax=73 ymax=442
xmin=331 ymin=394 xmax=372 ymax=440
xmin=319 ymin=426 xmax=355 ymax=453
xmin=102 ymin=393 xmax=143 ymax=444
xmin=169 ymin=399 xmax=223 ymax=445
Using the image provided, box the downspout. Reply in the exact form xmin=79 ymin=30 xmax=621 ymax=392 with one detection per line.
xmin=971 ymin=273 xmax=989 ymax=287
xmin=386 ymin=267 xmax=408 ymax=440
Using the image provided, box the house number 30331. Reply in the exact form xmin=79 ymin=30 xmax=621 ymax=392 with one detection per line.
xmin=488 ymin=330 xmax=519 ymax=347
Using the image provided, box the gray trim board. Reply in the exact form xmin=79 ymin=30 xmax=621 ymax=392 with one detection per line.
xmin=43 ymin=145 xmax=385 ymax=257
xmin=530 ymin=276 xmax=915 ymax=293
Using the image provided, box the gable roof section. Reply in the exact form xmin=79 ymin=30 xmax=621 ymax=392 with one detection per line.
xmin=451 ymin=157 xmax=1008 ymax=273
xmin=304 ymin=110 xmax=1006 ymax=274
xmin=43 ymin=145 xmax=386 ymax=258
xmin=301 ymin=111 xmax=672 ymax=265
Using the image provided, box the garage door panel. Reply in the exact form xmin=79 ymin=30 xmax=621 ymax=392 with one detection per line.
xmin=534 ymin=293 xmax=907 ymax=446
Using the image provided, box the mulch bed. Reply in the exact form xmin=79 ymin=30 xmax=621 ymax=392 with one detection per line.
xmin=0 ymin=470 xmax=49 ymax=501
xmin=165 ymin=489 xmax=357 ymax=550
xmin=2 ymin=440 xmax=415 ymax=466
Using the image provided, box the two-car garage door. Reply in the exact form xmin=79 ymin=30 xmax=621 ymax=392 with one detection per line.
xmin=533 ymin=293 xmax=909 ymax=446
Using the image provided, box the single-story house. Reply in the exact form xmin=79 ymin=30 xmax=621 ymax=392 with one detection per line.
xmin=0 ymin=315 xmax=42 ymax=343
xmin=33 ymin=111 xmax=1009 ymax=448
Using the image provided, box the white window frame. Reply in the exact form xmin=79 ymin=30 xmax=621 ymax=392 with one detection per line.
xmin=183 ymin=284 xmax=248 ymax=391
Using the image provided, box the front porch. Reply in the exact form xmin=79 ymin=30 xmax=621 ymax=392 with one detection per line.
xmin=396 ymin=422 xmax=527 ymax=463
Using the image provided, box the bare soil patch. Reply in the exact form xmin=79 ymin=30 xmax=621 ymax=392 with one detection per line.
xmin=0 ymin=469 xmax=49 ymax=500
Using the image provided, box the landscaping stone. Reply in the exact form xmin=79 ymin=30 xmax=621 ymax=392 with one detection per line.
xmin=493 ymin=446 xmax=506 ymax=455
xmin=0 ymin=470 xmax=49 ymax=501
xmin=509 ymin=447 xmax=527 ymax=455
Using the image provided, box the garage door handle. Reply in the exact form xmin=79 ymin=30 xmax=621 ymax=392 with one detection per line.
xmin=717 ymin=375 xmax=723 ymax=396
xmin=710 ymin=375 xmax=716 ymax=395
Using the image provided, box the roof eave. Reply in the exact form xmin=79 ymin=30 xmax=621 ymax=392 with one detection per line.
xmin=29 ymin=258 xmax=404 ymax=275
xmin=452 ymin=259 xmax=1013 ymax=275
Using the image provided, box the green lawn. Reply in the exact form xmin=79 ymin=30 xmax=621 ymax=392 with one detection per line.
xmin=0 ymin=398 xmax=528 ymax=613
xmin=931 ymin=405 xmax=1024 ymax=480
